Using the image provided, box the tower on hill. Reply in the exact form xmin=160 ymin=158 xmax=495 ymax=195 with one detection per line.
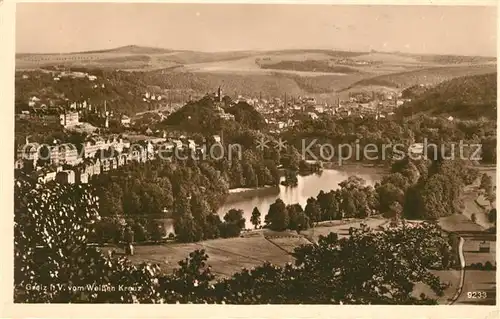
xmin=217 ymin=86 xmax=222 ymax=102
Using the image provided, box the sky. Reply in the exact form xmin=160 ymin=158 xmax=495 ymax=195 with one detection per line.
xmin=16 ymin=3 xmax=497 ymax=56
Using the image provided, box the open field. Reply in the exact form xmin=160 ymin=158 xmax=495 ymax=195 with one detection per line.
xmin=16 ymin=46 xmax=497 ymax=108
xmin=344 ymin=64 xmax=496 ymax=91
xmin=463 ymin=239 xmax=496 ymax=266
xmin=301 ymin=217 xmax=388 ymax=242
xmin=17 ymin=46 xmax=496 ymax=89
xmin=102 ymin=218 xmax=387 ymax=277
xmin=104 ymin=234 xmax=295 ymax=278
xmin=455 ymin=270 xmax=496 ymax=305
xmin=438 ymin=214 xmax=485 ymax=233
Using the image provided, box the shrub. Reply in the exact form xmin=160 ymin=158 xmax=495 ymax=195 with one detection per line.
xmin=484 ymin=261 xmax=494 ymax=270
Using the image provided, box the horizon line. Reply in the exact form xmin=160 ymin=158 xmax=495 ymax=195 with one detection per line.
xmin=15 ymin=44 xmax=498 ymax=58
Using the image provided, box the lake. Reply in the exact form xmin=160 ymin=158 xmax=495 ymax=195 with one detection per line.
xmin=218 ymin=166 xmax=385 ymax=229
xmin=162 ymin=166 xmax=384 ymax=233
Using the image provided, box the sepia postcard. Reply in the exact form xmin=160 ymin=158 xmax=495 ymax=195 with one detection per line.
xmin=1 ymin=0 xmax=499 ymax=317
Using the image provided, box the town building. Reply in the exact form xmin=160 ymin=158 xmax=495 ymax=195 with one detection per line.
xmin=56 ymin=170 xmax=76 ymax=184
xmin=60 ymin=111 xmax=79 ymax=127
xmin=55 ymin=143 xmax=79 ymax=165
xmin=121 ymin=115 xmax=131 ymax=127
xmin=17 ymin=141 xmax=41 ymax=164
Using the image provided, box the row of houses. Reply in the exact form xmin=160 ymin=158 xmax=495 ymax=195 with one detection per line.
xmin=16 ymin=135 xmax=133 ymax=167
xmin=17 ymin=134 xmax=223 ymax=184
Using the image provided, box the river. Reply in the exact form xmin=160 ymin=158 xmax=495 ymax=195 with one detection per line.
xmin=162 ymin=166 xmax=384 ymax=233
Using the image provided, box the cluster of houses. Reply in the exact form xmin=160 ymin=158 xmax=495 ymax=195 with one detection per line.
xmin=16 ymin=133 xmax=222 ymax=185
xmin=52 ymin=71 xmax=98 ymax=82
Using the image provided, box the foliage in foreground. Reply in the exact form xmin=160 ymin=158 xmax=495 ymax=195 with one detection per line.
xmin=15 ymin=178 xmax=451 ymax=304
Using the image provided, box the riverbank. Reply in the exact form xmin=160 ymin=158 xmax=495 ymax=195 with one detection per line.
xmin=226 ymin=185 xmax=280 ymax=203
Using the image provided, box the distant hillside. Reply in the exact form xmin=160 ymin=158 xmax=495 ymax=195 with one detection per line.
xmin=259 ymin=60 xmax=359 ymax=74
xmin=399 ymin=73 xmax=497 ymax=119
xmin=406 ymin=53 xmax=496 ymax=65
xmin=77 ymin=45 xmax=174 ymax=55
xmin=343 ymin=64 xmax=497 ymax=91
xmin=400 ymin=84 xmax=431 ymax=99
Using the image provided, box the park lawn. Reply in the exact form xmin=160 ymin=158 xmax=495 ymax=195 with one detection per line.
xmin=101 ymin=219 xmax=387 ymax=278
xmin=198 ymin=236 xmax=294 ymax=276
xmin=107 ymin=242 xmax=205 ymax=274
xmin=438 ymin=214 xmax=485 ymax=233
xmin=105 ymin=234 xmax=295 ymax=278
xmin=412 ymin=270 xmax=461 ymax=304
xmin=455 ymin=270 xmax=496 ymax=305
xmin=301 ymin=218 xmax=388 ymax=242
xmin=264 ymin=236 xmax=311 ymax=254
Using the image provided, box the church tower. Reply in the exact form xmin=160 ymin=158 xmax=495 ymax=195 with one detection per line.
xmin=104 ymin=101 xmax=109 ymax=128
xmin=217 ymin=86 xmax=222 ymax=102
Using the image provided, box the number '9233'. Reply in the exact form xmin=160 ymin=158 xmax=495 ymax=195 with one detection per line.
xmin=467 ymin=291 xmax=487 ymax=299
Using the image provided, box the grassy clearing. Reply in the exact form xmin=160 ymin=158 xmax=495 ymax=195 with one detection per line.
xmin=104 ymin=234 xmax=294 ymax=278
xmin=102 ymin=218 xmax=388 ymax=277
xmin=301 ymin=218 xmax=388 ymax=241
xmin=347 ymin=64 xmax=496 ymax=90
xmin=438 ymin=214 xmax=485 ymax=233
xmin=264 ymin=236 xmax=311 ymax=254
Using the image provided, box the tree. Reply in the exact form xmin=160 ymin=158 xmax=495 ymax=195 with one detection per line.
xmin=175 ymin=215 xmax=204 ymax=243
xmin=479 ymin=173 xmax=495 ymax=206
xmin=229 ymin=158 xmax=245 ymax=188
xmin=317 ymin=190 xmax=340 ymax=221
xmin=282 ymin=169 xmax=298 ymax=187
xmin=388 ymin=202 xmax=403 ymax=220
xmin=265 ymin=199 xmax=289 ymax=231
xmin=250 ymin=207 xmax=262 ymax=229
xmin=204 ymin=213 xmax=222 ymax=239
xmin=480 ymin=137 xmax=496 ymax=164
xmin=480 ymin=173 xmax=493 ymax=191
xmin=487 ymin=208 xmax=496 ymax=225
xmin=376 ymin=182 xmax=405 ymax=217
xmin=287 ymin=204 xmax=309 ymax=232
xmin=148 ymin=220 xmax=167 ymax=242
xmin=223 ymin=209 xmax=246 ymax=230
xmin=242 ymin=162 xmax=258 ymax=187
xmin=219 ymin=209 xmax=246 ymax=238
xmin=14 ymin=176 xmax=453 ymax=304
xmin=304 ymin=197 xmax=321 ymax=225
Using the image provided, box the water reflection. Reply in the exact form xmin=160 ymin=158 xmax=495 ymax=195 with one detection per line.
xmin=218 ymin=167 xmax=382 ymax=229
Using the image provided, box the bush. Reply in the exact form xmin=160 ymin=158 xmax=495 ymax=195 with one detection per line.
xmin=484 ymin=261 xmax=494 ymax=270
